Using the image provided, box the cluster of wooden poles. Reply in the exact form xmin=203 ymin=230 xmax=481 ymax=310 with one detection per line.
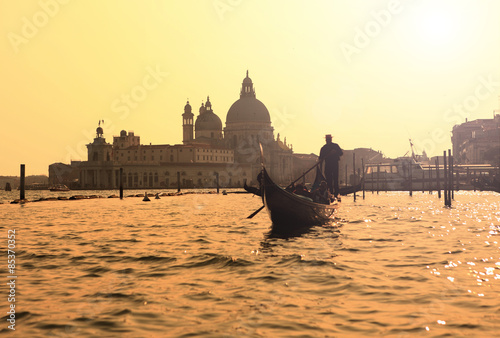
xmin=115 ymin=169 xmax=221 ymax=199
xmin=17 ymin=151 xmax=457 ymax=207
xmin=17 ymin=166 xmax=222 ymax=201
xmin=344 ymin=149 xmax=455 ymax=207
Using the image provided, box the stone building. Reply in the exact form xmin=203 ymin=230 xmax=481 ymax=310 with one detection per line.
xmin=223 ymin=71 xmax=293 ymax=183
xmin=78 ymin=125 xmax=242 ymax=189
xmin=452 ymin=114 xmax=500 ymax=165
xmin=50 ymin=71 xmax=295 ymax=189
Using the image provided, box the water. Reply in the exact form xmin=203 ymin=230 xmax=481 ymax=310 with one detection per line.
xmin=1 ymin=190 xmax=499 ymax=337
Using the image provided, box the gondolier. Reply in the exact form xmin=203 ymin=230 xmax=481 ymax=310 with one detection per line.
xmin=319 ymin=134 xmax=343 ymax=199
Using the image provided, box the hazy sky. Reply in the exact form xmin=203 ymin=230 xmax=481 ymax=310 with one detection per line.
xmin=1 ymin=0 xmax=499 ymax=176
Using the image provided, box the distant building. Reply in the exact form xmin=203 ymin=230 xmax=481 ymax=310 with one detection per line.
xmin=50 ymin=72 xmax=295 ymax=189
xmin=452 ymin=114 xmax=500 ymax=165
xmin=48 ymin=162 xmax=81 ymax=187
xmin=339 ymin=148 xmax=386 ymax=185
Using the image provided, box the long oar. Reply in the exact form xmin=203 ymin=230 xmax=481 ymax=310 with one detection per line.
xmin=285 ymin=160 xmax=323 ymax=190
xmin=286 ymin=147 xmax=341 ymax=190
xmin=247 ymin=205 xmax=264 ymax=219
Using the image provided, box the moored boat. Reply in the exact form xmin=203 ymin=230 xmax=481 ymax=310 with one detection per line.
xmin=243 ymin=181 xmax=261 ymax=196
xmin=49 ymin=184 xmax=70 ymax=192
xmin=261 ymin=167 xmax=339 ymax=231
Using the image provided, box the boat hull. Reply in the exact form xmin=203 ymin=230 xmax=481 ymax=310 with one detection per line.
xmin=261 ymin=168 xmax=338 ymax=231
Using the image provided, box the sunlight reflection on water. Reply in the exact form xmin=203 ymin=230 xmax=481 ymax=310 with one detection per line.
xmin=0 ymin=190 xmax=499 ymax=336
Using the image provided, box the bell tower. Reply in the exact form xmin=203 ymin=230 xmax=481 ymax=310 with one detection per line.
xmin=240 ymin=70 xmax=256 ymax=98
xmin=182 ymin=100 xmax=194 ymax=144
xmin=87 ymin=120 xmax=113 ymax=163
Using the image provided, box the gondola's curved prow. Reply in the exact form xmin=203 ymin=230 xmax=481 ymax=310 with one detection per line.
xmin=260 ymin=167 xmax=339 ymax=231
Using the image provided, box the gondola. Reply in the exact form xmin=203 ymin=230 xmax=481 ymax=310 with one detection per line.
xmin=245 ymin=178 xmax=361 ymax=197
xmin=339 ymin=180 xmax=363 ymax=196
xmin=260 ymin=167 xmax=339 ymax=231
xmin=471 ymin=177 xmax=500 ymax=193
xmin=243 ymin=181 xmax=261 ymax=196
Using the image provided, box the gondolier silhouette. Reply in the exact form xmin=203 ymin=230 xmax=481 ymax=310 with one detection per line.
xmin=319 ymin=134 xmax=343 ymax=199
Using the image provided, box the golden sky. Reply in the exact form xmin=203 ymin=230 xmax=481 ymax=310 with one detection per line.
xmin=1 ymin=0 xmax=499 ymax=175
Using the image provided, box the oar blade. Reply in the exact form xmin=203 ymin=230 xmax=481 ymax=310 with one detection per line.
xmin=247 ymin=205 xmax=264 ymax=219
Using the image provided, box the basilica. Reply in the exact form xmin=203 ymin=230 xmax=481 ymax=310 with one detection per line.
xmin=50 ymin=72 xmax=295 ymax=189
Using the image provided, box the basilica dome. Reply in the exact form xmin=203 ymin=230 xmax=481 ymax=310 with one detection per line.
xmin=195 ymin=111 xmax=222 ymax=131
xmin=195 ymin=97 xmax=222 ymax=131
xmin=226 ymin=71 xmax=271 ymax=124
xmin=226 ymin=98 xmax=270 ymax=123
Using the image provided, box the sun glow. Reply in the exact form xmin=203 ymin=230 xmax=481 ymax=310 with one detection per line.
xmin=411 ymin=3 xmax=463 ymax=47
xmin=401 ymin=1 xmax=481 ymax=64
xmin=419 ymin=10 xmax=456 ymax=45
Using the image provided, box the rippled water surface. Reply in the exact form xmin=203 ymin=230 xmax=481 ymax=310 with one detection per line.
xmin=1 ymin=190 xmax=499 ymax=337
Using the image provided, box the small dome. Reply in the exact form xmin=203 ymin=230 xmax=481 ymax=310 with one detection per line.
xmin=243 ymin=70 xmax=252 ymax=84
xmin=96 ymin=126 xmax=104 ymax=135
xmin=195 ymin=111 xmax=222 ymax=131
xmin=184 ymin=101 xmax=192 ymax=112
xmin=120 ymin=130 xmax=127 ymax=137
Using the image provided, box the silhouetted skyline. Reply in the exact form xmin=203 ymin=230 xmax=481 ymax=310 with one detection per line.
xmin=1 ymin=0 xmax=499 ymax=175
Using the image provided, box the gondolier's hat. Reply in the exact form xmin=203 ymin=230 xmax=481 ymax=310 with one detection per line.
xmin=325 ymin=134 xmax=332 ymax=139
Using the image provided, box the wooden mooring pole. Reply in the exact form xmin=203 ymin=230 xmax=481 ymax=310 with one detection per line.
xmin=20 ymin=164 xmax=25 ymax=200
xmin=376 ymin=164 xmax=380 ymax=195
xmin=435 ymin=157 xmax=441 ymax=199
xmin=177 ymin=172 xmax=181 ymax=192
xmin=443 ymin=150 xmax=451 ymax=207
xmin=119 ymin=168 xmax=123 ymax=199
xmin=216 ymin=172 xmax=220 ymax=194
xmin=449 ymin=149 xmax=454 ymax=201
xmin=353 ymin=153 xmax=356 ymax=202
xmin=409 ymin=161 xmax=413 ymax=197
xmin=361 ymin=158 xmax=365 ymax=200
xmin=422 ymin=166 xmax=425 ymax=193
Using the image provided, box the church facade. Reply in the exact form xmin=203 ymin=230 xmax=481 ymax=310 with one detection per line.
xmin=50 ymin=72 xmax=294 ymax=189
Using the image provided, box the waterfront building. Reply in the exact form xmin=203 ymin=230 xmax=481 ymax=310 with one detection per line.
xmin=49 ymin=71 xmax=294 ymax=189
xmin=452 ymin=114 xmax=500 ymax=165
